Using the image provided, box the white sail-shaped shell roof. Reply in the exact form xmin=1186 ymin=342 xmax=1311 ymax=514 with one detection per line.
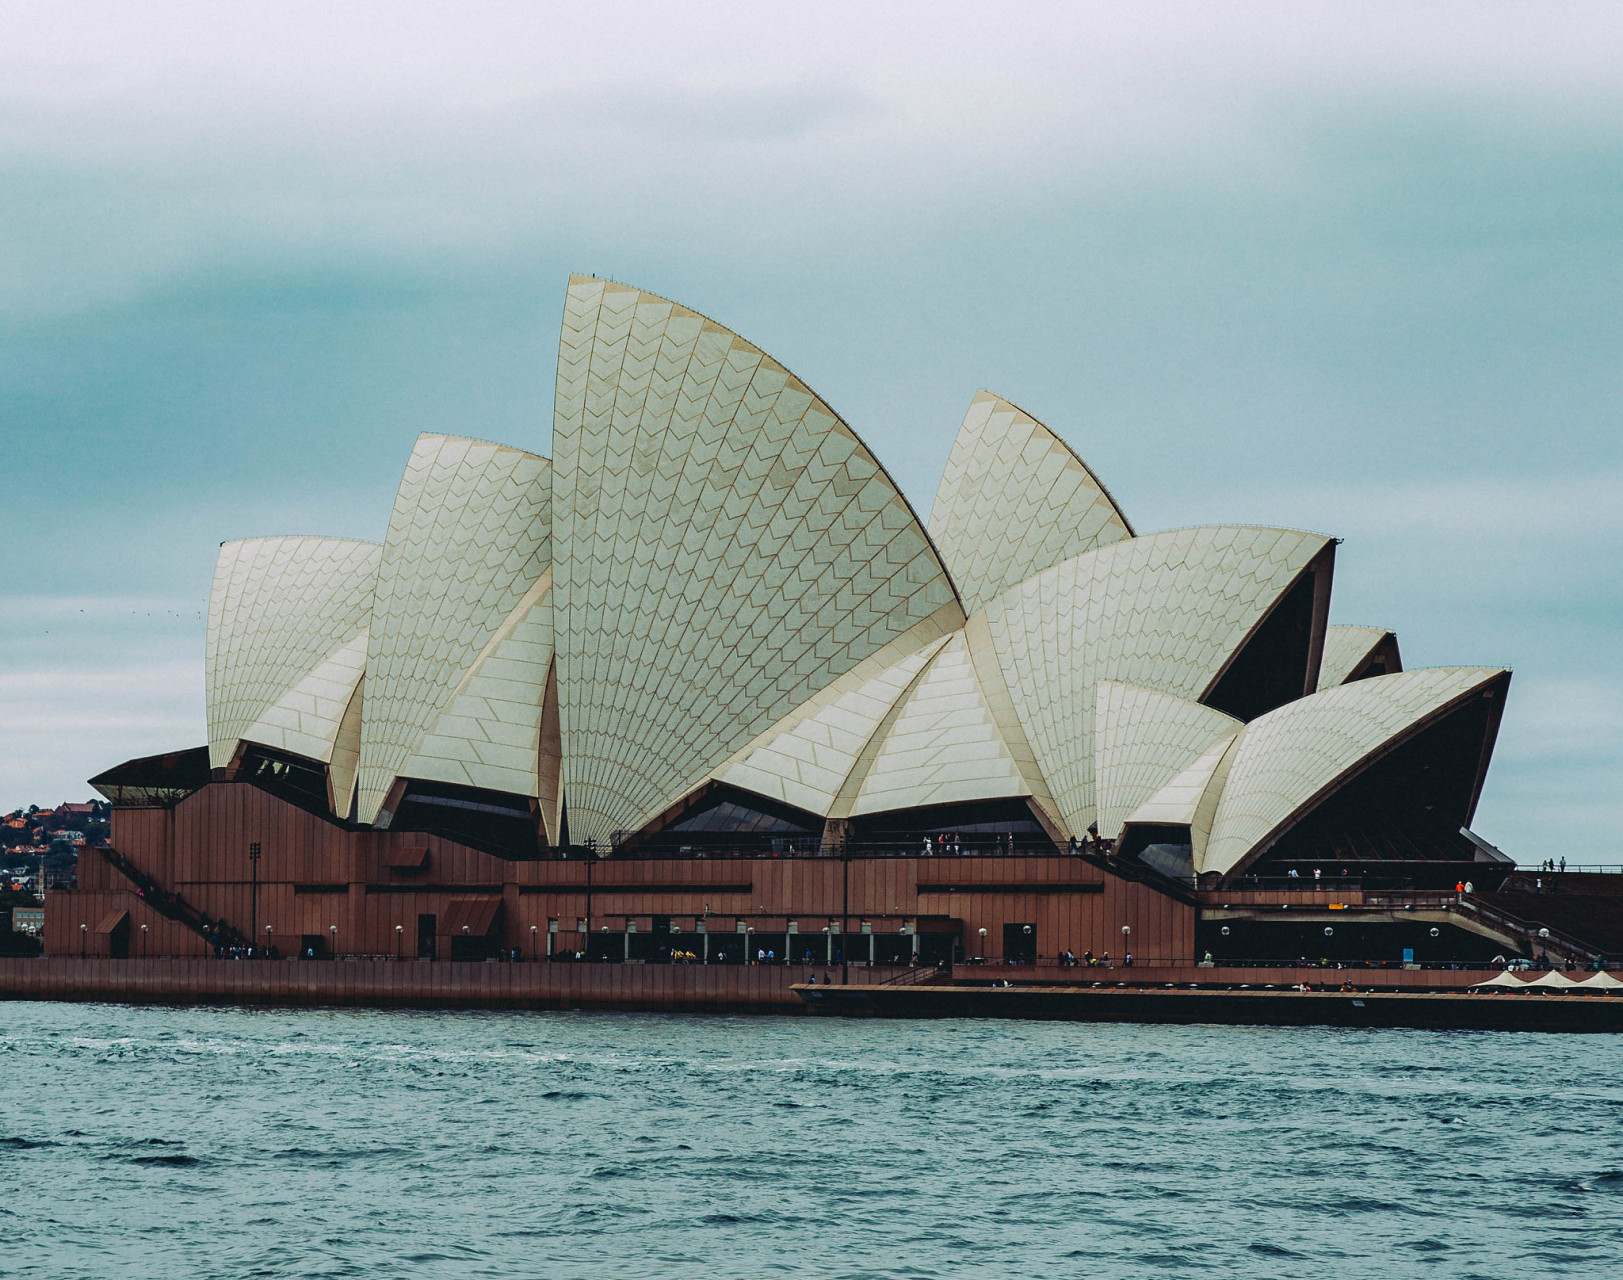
xmin=1202 ymin=667 xmax=1508 ymax=876
xmin=1122 ymin=732 xmax=1240 ymax=864
xmin=394 ymin=569 xmax=556 ymax=813
xmin=178 ymin=273 xmax=1511 ymax=876
xmin=1316 ymin=625 xmax=1401 ymax=689
xmin=358 ymin=434 xmax=552 ymax=824
xmin=205 ymin=536 xmax=381 ymax=770
xmin=239 ymin=628 xmax=369 ymax=774
xmin=1093 ymin=683 xmax=1241 ymax=841
xmin=979 ymin=525 xmax=1333 ymax=838
xmin=715 ymin=630 xmax=954 ymax=818
xmin=846 ymin=633 xmax=1028 ymax=816
xmin=928 ymin=391 xmax=1133 ymax=616
xmin=552 ymin=276 xmax=962 ymax=843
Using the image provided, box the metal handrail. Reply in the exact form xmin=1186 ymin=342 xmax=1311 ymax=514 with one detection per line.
xmin=98 ymin=847 xmax=249 ymax=950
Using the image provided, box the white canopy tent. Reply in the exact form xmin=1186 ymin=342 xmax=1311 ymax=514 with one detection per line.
xmin=1526 ymin=971 xmax=1580 ymax=990
xmin=1471 ymin=971 xmax=1530 ymax=990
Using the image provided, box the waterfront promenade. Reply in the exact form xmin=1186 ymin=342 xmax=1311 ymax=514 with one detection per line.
xmin=7 ymin=956 xmax=1616 ymax=1030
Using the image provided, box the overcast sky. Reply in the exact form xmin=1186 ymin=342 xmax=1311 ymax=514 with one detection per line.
xmin=1 ymin=1 xmax=1619 ymax=857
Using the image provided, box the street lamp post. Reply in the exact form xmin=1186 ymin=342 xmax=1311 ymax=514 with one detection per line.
xmin=141 ymin=923 xmax=148 ymax=958
xmin=265 ymin=923 xmax=272 ymax=958
xmin=329 ymin=923 xmax=338 ymax=958
xmin=80 ymin=922 xmax=87 ymax=958
xmin=248 ymin=841 xmax=261 ymax=954
xmin=395 ymin=923 xmax=404 ymax=959
xmin=977 ymin=926 xmax=987 ymax=962
xmin=530 ymin=924 xmax=538 ymax=962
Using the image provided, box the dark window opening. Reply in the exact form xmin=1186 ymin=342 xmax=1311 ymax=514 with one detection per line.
xmin=849 ymin=799 xmax=1051 ymax=853
xmin=1118 ymin=824 xmax=1195 ymax=880
xmin=417 ymin=914 xmax=437 ymax=959
xmin=391 ymin=780 xmax=541 ymax=860
xmin=1204 ymin=571 xmax=1317 ymax=721
xmin=300 ymin=933 xmax=328 ymax=960
xmin=1241 ymin=688 xmax=1505 ymax=889
xmin=240 ymin=745 xmax=331 ymax=816
xmin=1003 ymin=922 xmax=1037 ymax=964
xmin=630 ymin=785 xmax=821 ymax=856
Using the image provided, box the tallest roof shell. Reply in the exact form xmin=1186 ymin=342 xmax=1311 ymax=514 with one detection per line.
xmin=552 ymin=276 xmax=963 ymax=843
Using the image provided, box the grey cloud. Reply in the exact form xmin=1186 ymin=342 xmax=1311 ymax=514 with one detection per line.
xmin=496 ymin=80 xmax=884 ymax=142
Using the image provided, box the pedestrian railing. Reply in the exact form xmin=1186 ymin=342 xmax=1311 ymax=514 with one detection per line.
xmin=98 ymin=847 xmax=248 ymax=952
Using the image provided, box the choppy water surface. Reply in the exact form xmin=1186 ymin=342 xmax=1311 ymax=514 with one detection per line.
xmin=3 ymin=1004 xmax=1622 ymax=1279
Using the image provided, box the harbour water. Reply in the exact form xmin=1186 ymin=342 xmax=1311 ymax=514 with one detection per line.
xmin=3 ymin=1002 xmax=1621 ymax=1278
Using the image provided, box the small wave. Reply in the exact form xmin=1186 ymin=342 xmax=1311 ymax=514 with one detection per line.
xmin=129 ymin=1153 xmax=202 ymax=1167
xmin=1248 ymin=1243 xmax=1307 ymax=1258
xmin=0 ymin=1136 xmax=51 ymax=1149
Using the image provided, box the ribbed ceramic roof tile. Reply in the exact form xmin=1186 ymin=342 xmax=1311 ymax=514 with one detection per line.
xmin=716 ymin=629 xmax=955 ymax=817
xmin=1123 ymin=731 xmax=1240 ymax=863
xmin=848 ymin=633 xmax=1027 ymax=816
xmin=205 ymin=536 xmax=381 ymax=770
xmin=928 ymin=391 xmax=1133 ymax=616
xmin=1316 ymin=625 xmax=1400 ymax=689
xmin=553 ymin=276 xmax=963 ymax=842
xmin=396 ymin=569 xmax=555 ymax=804
xmin=240 ymin=628 xmax=370 ymax=768
xmin=980 ymin=525 xmax=1332 ymax=837
xmin=358 ymin=434 xmax=552 ymax=824
xmin=1093 ymin=682 xmax=1242 ymax=840
xmin=1202 ymin=667 xmax=1508 ymax=876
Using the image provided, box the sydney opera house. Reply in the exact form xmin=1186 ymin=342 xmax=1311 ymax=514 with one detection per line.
xmin=55 ymin=276 xmax=1526 ymax=970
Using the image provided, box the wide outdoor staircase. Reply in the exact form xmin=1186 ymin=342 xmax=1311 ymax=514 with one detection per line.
xmin=97 ymin=847 xmax=249 ymax=952
xmin=1363 ymin=889 xmax=1608 ymax=966
xmin=1480 ymin=876 xmax=1623 ymax=962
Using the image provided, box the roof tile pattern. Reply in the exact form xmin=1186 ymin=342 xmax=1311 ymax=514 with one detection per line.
xmin=240 ymin=629 xmax=370 ymax=767
xmin=553 ymin=276 xmax=962 ymax=842
xmin=1123 ymin=732 xmax=1240 ymax=862
xmin=929 ymin=391 xmax=1133 ymax=615
xmin=397 ymin=571 xmax=555 ymax=801
xmin=1202 ymin=667 xmax=1506 ymax=875
xmin=1316 ymin=625 xmax=1397 ymax=689
xmin=205 ymin=536 xmax=381 ymax=769
xmin=849 ymin=633 xmax=1027 ymax=816
xmin=358 ymin=435 xmax=552 ymax=824
xmin=1093 ymin=682 xmax=1241 ymax=840
xmin=717 ymin=632 xmax=952 ymax=817
xmin=981 ymin=525 xmax=1332 ymax=837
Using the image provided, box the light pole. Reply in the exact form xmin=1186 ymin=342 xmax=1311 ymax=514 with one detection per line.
xmin=977 ymin=926 xmax=987 ymax=962
xmin=248 ymin=841 xmax=261 ymax=953
xmin=141 ymin=923 xmax=148 ymax=958
xmin=1121 ymin=924 xmax=1131 ymax=969
xmin=329 ymin=923 xmax=338 ymax=958
xmin=80 ymin=922 xmax=87 ymax=958
xmin=395 ymin=923 xmax=404 ymax=959
xmin=265 ymin=923 xmax=272 ymax=958
xmin=530 ymin=924 xmax=538 ymax=962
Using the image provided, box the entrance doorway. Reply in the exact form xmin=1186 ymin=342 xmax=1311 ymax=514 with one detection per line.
xmin=1003 ymin=922 xmax=1037 ymax=964
xmin=417 ymin=913 xmax=437 ymax=959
